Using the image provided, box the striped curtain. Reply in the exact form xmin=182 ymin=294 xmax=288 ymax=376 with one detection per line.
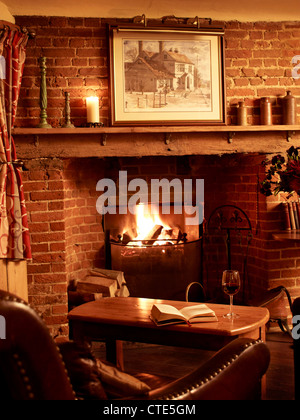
xmin=0 ymin=24 xmax=31 ymax=259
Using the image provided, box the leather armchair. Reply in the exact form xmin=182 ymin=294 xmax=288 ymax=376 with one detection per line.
xmin=0 ymin=290 xmax=270 ymax=400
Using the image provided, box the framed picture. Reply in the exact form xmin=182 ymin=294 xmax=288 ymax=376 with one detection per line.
xmin=108 ymin=26 xmax=226 ymax=126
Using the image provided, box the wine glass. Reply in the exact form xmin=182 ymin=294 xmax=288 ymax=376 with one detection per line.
xmin=222 ymin=270 xmax=241 ymax=319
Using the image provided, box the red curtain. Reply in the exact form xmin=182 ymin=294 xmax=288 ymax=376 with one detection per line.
xmin=0 ymin=24 xmax=31 ymax=259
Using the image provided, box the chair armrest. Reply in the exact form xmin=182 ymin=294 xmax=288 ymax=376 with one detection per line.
xmin=142 ymin=338 xmax=270 ymax=400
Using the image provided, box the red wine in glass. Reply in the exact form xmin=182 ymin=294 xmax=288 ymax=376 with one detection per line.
xmin=223 ymin=283 xmax=240 ymax=296
xmin=222 ymin=270 xmax=241 ymax=318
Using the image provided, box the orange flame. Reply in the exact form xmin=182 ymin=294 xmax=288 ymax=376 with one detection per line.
xmin=124 ymin=203 xmax=178 ymax=247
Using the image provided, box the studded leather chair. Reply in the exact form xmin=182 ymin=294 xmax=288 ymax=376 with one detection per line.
xmin=0 ymin=290 xmax=270 ymax=400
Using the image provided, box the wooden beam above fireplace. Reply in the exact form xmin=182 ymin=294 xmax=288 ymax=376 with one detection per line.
xmin=13 ymin=125 xmax=300 ymax=159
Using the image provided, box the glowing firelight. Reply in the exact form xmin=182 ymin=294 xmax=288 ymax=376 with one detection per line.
xmin=124 ymin=203 xmax=177 ymax=247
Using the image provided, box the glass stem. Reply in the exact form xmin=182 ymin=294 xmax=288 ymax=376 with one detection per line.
xmin=230 ymin=295 xmax=233 ymax=315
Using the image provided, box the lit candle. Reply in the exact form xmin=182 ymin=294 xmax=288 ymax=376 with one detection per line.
xmin=86 ymin=96 xmax=100 ymax=123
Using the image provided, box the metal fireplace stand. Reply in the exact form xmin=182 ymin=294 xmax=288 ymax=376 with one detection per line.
xmin=201 ymin=205 xmax=293 ymax=336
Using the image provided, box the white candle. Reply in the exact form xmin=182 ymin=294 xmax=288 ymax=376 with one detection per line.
xmin=86 ymin=96 xmax=100 ymax=123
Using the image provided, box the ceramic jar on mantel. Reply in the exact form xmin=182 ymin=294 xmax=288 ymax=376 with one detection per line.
xmin=282 ymin=91 xmax=297 ymax=125
xmin=260 ymin=97 xmax=272 ymax=125
xmin=237 ymin=101 xmax=248 ymax=125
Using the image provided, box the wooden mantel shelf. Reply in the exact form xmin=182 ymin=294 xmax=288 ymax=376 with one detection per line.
xmin=12 ymin=125 xmax=300 ymax=159
xmin=13 ymin=124 xmax=300 ymax=134
xmin=272 ymin=231 xmax=300 ymax=241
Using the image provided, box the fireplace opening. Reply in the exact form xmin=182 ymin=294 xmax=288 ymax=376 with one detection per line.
xmin=103 ymin=203 xmax=203 ymax=300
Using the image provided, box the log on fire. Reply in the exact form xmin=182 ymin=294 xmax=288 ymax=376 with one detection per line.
xmin=118 ymin=224 xmax=187 ymax=246
xmin=142 ymin=225 xmax=163 ymax=245
xmin=121 ymin=227 xmax=138 ymax=244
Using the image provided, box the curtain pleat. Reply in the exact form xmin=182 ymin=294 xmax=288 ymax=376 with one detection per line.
xmin=0 ymin=25 xmax=31 ymax=259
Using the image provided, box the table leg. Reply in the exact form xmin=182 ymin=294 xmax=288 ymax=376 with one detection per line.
xmin=260 ymin=325 xmax=267 ymax=400
xmin=69 ymin=320 xmax=85 ymax=342
xmin=106 ymin=339 xmax=124 ymax=370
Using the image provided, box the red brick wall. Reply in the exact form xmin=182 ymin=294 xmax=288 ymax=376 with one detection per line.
xmin=15 ymin=16 xmax=109 ymax=128
xmin=22 ymin=157 xmax=105 ymax=337
xmin=14 ymin=17 xmax=300 ymax=127
xmin=225 ymin=21 xmax=300 ymax=124
xmin=14 ymin=16 xmax=300 ymax=336
xmin=62 ymin=158 xmax=105 ymax=284
xmin=22 ymin=158 xmax=68 ymax=337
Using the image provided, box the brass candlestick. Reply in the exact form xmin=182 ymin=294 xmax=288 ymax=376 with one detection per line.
xmin=36 ymin=56 xmax=52 ymax=128
xmin=62 ymin=91 xmax=74 ymax=128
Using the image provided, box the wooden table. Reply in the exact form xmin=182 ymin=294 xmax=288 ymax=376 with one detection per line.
xmin=68 ymin=297 xmax=269 ymax=368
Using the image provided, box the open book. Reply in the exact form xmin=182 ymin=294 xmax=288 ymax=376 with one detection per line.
xmin=150 ymin=303 xmax=218 ymax=326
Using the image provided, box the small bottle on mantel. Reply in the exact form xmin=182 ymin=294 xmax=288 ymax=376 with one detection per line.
xmin=237 ymin=101 xmax=248 ymax=125
xmin=260 ymin=97 xmax=272 ymax=125
xmin=282 ymin=90 xmax=297 ymax=125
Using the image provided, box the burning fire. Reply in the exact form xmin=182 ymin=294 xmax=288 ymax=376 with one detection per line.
xmin=123 ymin=203 xmax=183 ymax=247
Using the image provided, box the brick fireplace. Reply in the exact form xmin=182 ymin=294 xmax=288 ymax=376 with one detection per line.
xmin=12 ymin=16 xmax=300 ymax=338
xmin=17 ymin=152 xmax=299 ymax=338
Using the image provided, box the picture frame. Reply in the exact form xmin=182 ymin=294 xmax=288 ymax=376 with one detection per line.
xmin=108 ymin=25 xmax=226 ymax=126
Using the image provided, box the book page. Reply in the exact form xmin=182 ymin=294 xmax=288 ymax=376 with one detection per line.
xmin=151 ymin=304 xmax=185 ymax=322
xmin=180 ymin=304 xmax=215 ymax=321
